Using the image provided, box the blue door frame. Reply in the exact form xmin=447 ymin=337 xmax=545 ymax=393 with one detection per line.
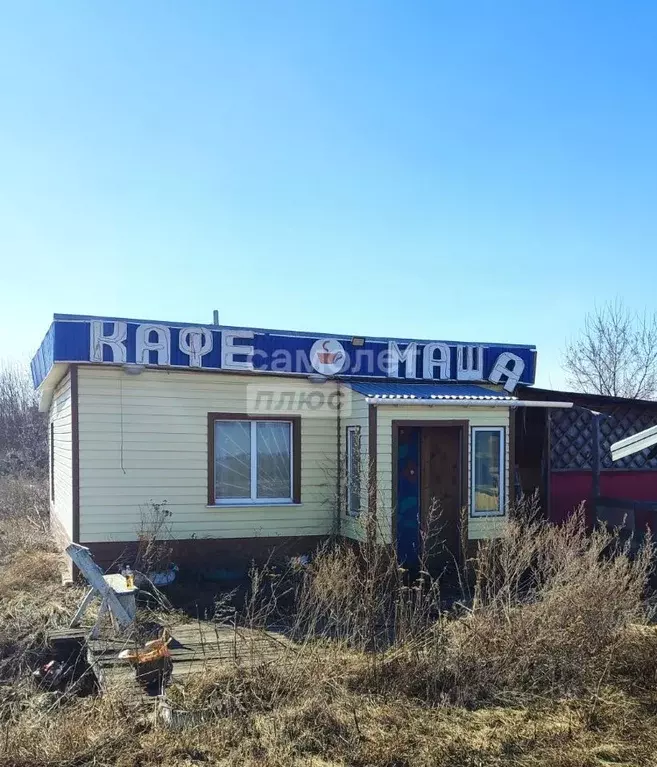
xmin=396 ymin=426 xmax=422 ymax=566
xmin=394 ymin=421 xmax=468 ymax=568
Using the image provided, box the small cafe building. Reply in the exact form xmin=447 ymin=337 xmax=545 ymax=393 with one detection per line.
xmin=33 ymin=313 xmax=657 ymax=576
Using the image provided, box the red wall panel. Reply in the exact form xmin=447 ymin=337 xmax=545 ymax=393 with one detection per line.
xmin=550 ymin=471 xmax=657 ymax=527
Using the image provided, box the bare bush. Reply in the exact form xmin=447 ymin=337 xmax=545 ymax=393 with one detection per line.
xmin=0 ymin=362 xmax=47 ymax=478
xmin=0 ymin=476 xmax=50 ymax=558
xmin=134 ymin=499 xmax=174 ymax=573
xmin=0 ymin=478 xmax=77 ymax=684
xmin=563 ymin=299 xmax=657 ymax=398
xmin=240 ymin=499 xmax=655 ymax=707
xmin=375 ymin=505 xmax=656 ymax=706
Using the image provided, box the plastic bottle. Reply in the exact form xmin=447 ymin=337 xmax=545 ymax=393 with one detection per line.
xmin=124 ymin=565 xmax=134 ymax=589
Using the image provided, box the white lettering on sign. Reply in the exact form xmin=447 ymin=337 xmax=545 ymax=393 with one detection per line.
xmin=178 ymin=327 xmax=213 ymax=368
xmin=136 ymin=324 xmax=171 ymax=365
xmin=387 ymin=342 xmax=418 ymax=378
xmin=457 ymin=345 xmax=484 ymax=381
xmin=80 ymin=320 xmax=531 ymax=391
xmin=221 ymin=330 xmax=254 ymax=371
xmin=488 ymin=352 xmax=525 ymax=392
xmin=422 ymin=342 xmax=451 ymax=380
xmin=90 ymin=321 xmax=127 ymax=363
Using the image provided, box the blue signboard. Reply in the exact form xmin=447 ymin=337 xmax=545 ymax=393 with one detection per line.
xmin=31 ymin=315 xmax=536 ymax=393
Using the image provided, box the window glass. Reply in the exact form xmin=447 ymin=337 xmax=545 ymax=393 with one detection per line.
xmin=256 ymin=421 xmax=292 ymax=499
xmin=214 ymin=419 xmax=293 ymax=502
xmin=215 ymin=421 xmax=251 ymax=499
xmin=473 ymin=429 xmax=503 ymax=515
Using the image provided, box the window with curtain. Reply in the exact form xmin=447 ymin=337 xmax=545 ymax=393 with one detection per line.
xmin=346 ymin=425 xmax=361 ymax=515
xmin=213 ymin=419 xmax=293 ymax=503
xmin=471 ymin=427 xmax=505 ymax=516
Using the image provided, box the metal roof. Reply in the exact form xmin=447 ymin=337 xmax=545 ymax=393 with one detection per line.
xmin=347 ymin=382 xmax=517 ymax=401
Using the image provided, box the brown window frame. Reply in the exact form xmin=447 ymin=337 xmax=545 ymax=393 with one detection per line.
xmin=207 ymin=413 xmax=301 ymax=506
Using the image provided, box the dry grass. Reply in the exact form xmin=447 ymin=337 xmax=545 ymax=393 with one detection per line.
xmin=2 ymin=489 xmax=657 ymax=766
xmin=4 ymin=667 xmax=657 ymax=766
xmin=0 ymin=476 xmax=52 ymax=558
xmin=0 ymin=479 xmax=82 ymax=685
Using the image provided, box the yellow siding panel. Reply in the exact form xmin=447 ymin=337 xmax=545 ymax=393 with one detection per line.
xmin=49 ymin=372 xmax=73 ymax=540
xmin=77 ymin=367 xmax=338 ymax=543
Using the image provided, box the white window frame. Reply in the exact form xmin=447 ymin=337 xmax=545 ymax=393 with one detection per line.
xmin=214 ymin=419 xmax=294 ymax=505
xmin=470 ymin=426 xmax=506 ymax=517
xmin=346 ymin=425 xmax=361 ymax=516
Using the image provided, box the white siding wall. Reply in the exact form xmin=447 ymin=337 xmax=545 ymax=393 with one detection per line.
xmin=340 ymin=388 xmax=370 ymax=542
xmin=77 ymin=367 xmax=338 ymax=543
xmin=375 ymin=405 xmax=511 ymax=543
xmin=49 ymin=372 xmax=74 ymax=542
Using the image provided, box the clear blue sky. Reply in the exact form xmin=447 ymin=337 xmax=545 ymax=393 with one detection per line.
xmin=1 ymin=1 xmax=656 ymax=389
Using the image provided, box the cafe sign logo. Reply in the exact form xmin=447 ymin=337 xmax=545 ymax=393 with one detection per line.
xmin=30 ymin=318 xmax=536 ymax=393
xmin=310 ymin=338 xmax=346 ymax=375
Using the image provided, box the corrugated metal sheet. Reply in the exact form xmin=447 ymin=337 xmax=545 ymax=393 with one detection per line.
xmin=348 ymin=382 xmax=516 ymax=401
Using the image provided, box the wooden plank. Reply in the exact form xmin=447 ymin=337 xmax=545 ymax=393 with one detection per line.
xmin=86 ymin=619 xmax=293 ymax=693
xmin=69 ymin=588 xmax=95 ymax=627
xmin=47 ymin=627 xmax=88 ymax=641
xmin=66 ymin=543 xmax=132 ymax=629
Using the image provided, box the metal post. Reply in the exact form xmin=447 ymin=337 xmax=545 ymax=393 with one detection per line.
xmin=591 ymin=412 xmax=601 ymax=500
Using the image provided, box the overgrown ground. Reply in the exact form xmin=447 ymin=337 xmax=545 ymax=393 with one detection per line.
xmin=2 ymin=482 xmax=657 ymax=766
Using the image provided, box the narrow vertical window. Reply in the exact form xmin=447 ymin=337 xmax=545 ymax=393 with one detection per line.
xmin=50 ymin=422 xmax=55 ymax=502
xmin=346 ymin=425 xmax=361 ymax=516
xmin=471 ymin=427 xmax=505 ymax=516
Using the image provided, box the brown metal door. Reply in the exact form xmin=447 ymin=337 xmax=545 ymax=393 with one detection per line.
xmin=421 ymin=426 xmax=462 ymax=562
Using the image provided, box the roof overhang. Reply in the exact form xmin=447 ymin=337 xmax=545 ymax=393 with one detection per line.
xmin=37 ymin=363 xmax=69 ymax=412
xmin=349 ymin=381 xmax=572 ymax=408
xmin=366 ymin=397 xmax=573 ymax=408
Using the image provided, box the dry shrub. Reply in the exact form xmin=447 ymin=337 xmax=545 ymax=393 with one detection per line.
xmin=0 ymin=362 xmax=47 ymax=479
xmin=247 ymin=508 xmax=442 ymax=651
xmin=1 ymin=690 xmax=142 ymax=767
xmin=458 ymin=507 xmax=655 ymax=702
xmin=0 ymin=476 xmax=51 ymax=558
xmin=243 ymin=500 xmax=657 ymax=708
xmin=0 ymin=550 xmax=62 ymax=600
xmin=0 ymin=478 xmax=82 ymax=685
xmin=134 ymin=499 xmax=174 ymax=573
xmin=294 ymin=540 xmax=395 ymax=646
xmin=369 ymin=506 xmax=656 ymax=706
xmin=165 ymin=661 xmax=310 ymax=716
xmin=0 ymin=556 xmax=82 ymax=684
xmin=3 ymin=496 xmax=657 ymax=766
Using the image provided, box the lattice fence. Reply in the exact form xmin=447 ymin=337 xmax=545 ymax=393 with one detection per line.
xmin=550 ymin=406 xmax=657 ymax=470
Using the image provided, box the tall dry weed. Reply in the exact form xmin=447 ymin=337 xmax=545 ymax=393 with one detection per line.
xmin=3 ymin=492 xmax=657 ymax=766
